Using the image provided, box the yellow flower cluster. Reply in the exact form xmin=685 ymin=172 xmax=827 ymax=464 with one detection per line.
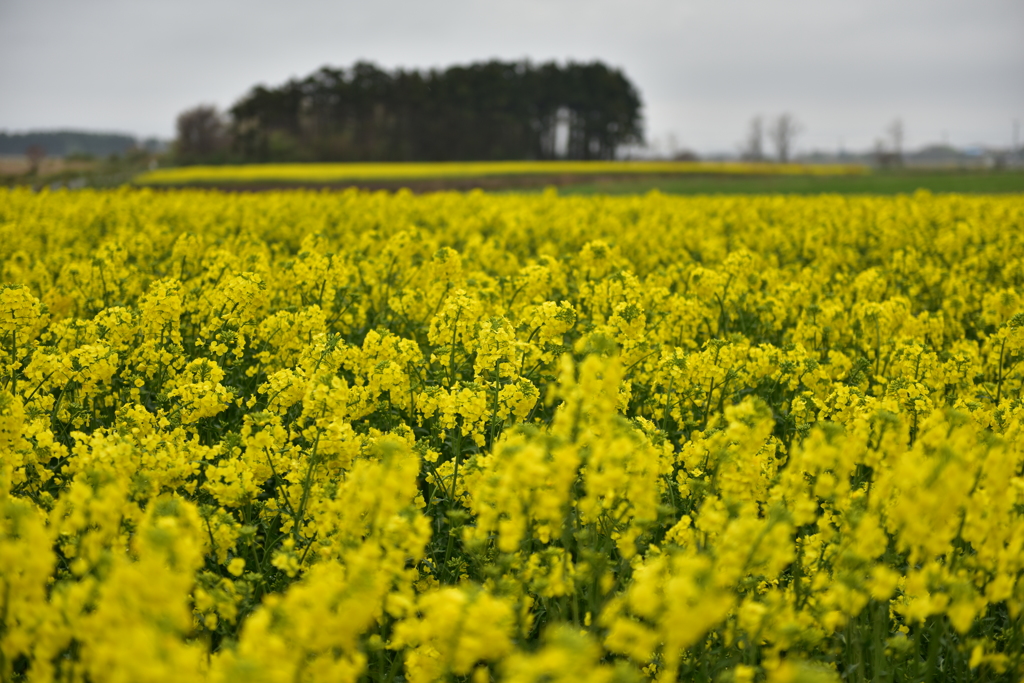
xmin=1 ymin=186 xmax=1023 ymax=682
xmin=133 ymin=160 xmax=867 ymax=186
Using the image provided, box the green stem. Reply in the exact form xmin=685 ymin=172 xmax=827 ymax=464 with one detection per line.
xmin=996 ymin=338 xmax=1007 ymax=404
xmin=9 ymin=329 xmax=16 ymax=397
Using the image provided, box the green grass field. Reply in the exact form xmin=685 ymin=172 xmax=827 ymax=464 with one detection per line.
xmin=9 ymin=159 xmax=1023 ymax=195
xmin=142 ymin=166 xmax=1023 ymax=196
xmin=552 ymin=169 xmax=1024 ymax=196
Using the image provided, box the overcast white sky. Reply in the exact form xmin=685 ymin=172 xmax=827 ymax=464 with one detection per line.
xmin=1 ymin=0 xmax=1022 ymax=154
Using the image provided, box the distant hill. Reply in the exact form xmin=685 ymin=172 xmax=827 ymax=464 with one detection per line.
xmin=0 ymin=130 xmax=166 ymax=157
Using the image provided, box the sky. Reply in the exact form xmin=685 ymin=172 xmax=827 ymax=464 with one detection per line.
xmin=1 ymin=0 xmax=1022 ymax=156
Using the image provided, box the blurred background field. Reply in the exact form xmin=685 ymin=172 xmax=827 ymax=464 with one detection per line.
xmin=552 ymin=168 xmax=1024 ymax=196
xmin=4 ymin=155 xmax=1024 ymax=195
xmin=131 ymin=162 xmax=1024 ymax=196
xmin=132 ymin=160 xmax=868 ymax=185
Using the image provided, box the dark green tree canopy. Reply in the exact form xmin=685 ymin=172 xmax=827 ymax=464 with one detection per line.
xmin=221 ymin=59 xmax=643 ymax=162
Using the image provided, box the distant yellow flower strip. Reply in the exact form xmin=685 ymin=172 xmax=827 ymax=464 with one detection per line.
xmin=1 ymin=187 xmax=1023 ymax=682
xmin=133 ymin=160 xmax=868 ymax=186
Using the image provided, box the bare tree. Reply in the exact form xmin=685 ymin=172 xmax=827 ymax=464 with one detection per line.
xmin=175 ymin=105 xmax=228 ymax=161
xmin=873 ymin=119 xmax=905 ymax=168
xmin=741 ymin=116 xmax=764 ymax=161
xmin=768 ymin=113 xmax=802 ymax=163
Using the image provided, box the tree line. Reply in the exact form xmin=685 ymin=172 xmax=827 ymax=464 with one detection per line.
xmin=176 ymin=60 xmax=644 ymax=163
xmin=0 ymin=131 xmax=156 ymax=158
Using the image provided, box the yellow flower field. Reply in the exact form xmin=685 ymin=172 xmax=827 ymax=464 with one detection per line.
xmin=1 ymin=187 xmax=1023 ymax=682
xmin=133 ymin=160 xmax=867 ymax=186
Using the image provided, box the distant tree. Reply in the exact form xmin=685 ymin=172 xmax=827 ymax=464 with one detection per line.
xmin=872 ymin=119 xmax=906 ymax=169
xmin=557 ymin=61 xmax=644 ymax=160
xmin=672 ymin=149 xmax=700 ymax=161
xmin=25 ymin=144 xmax=45 ymax=175
xmin=175 ymin=105 xmax=229 ymax=162
xmin=768 ymin=113 xmax=802 ymax=163
xmin=740 ymin=116 xmax=765 ymax=161
xmin=225 ymin=60 xmax=643 ymax=163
